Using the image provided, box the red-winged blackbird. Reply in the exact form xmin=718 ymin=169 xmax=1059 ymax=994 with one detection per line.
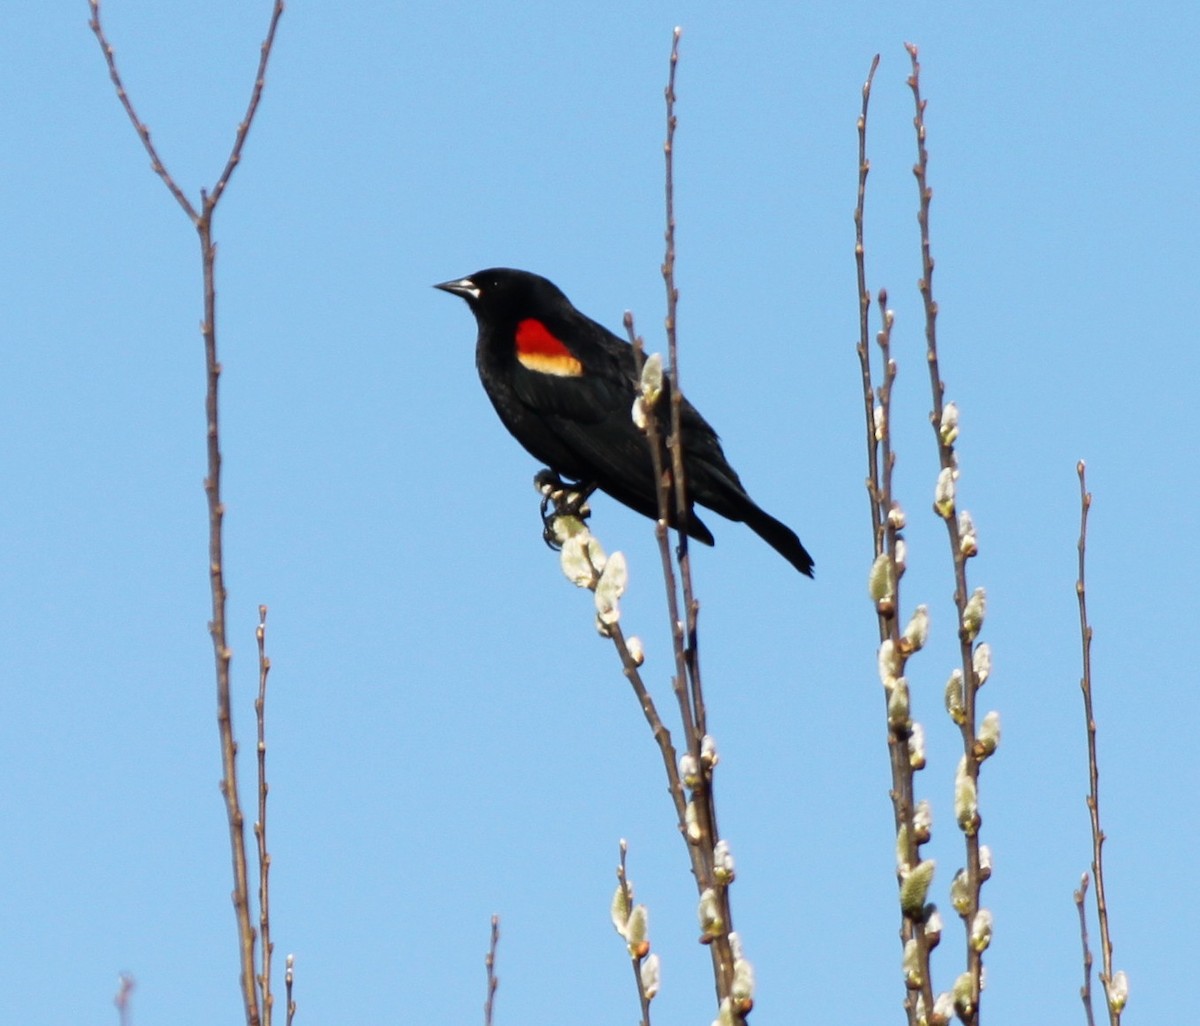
xmin=435 ymin=268 xmax=814 ymax=576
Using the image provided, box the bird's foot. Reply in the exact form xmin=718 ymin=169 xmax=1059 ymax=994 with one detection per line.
xmin=534 ymin=470 xmax=597 ymax=550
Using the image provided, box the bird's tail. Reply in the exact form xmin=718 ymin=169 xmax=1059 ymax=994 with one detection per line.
xmin=740 ymin=503 xmax=815 ymax=577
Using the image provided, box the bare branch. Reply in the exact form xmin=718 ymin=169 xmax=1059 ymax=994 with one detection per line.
xmin=1075 ymin=873 xmax=1098 ymax=1026
xmin=209 ymin=0 xmax=286 ymax=211
xmin=483 ymin=916 xmax=500 ymax=1026
xmin=1076 ymin=461 xmax=1123 ymax=1025
xmin=87 ymin=0 xmax=196 ymax=222
xmin=255 ymin=606 xmax=275 ymax=1026
xmin=88 ymin=4 xmax=287 ymax=1023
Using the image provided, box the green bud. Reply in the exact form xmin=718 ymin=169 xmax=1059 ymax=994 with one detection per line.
xmin=900 ymin=859 xmax=936 ymax=917
xmin=713 ymin=840 xmax=736 ymax=884
xmin=944 ymin=669 xmax=965 ymax=724
xmin=888 ymin=677 xmax=911 ymax=732
xmin=679 ymin=752 xmax=700 ymax=789
xmin=976 ymin=711 xmax=1001 ymax=760
xmin=560 ymin=531 xmax=599 ymax=587
xmin=970 ymin=908 xmax=993 ymax=952
xmin=939 ymin=402 xmax=959 ymax=446
xmin=869 ymin=552 xmax=895 ymax=609
xmin=594 ymin=551 xmax=628 ymax=627
xmin=698 ymin=888 xmax=724 ymax=938
xmin=639 ymin=352 xmax=664 ymax=406
xmin=954 ymin=756 xmax=979 ymax=835
xmin=934 ymin=467 xmax=956 ymax=518
xmin=961 ymin=587 xmax=986 ymax=641
xmin=902 ymin=604 xmax=930 ymax=654
xmin=952 ymin=972 xmax=976 ymax=1018
xmin=611 ymin=885 xmax=630 ymax=934
xmin=950 ymin=868 xmax=971 ymax=915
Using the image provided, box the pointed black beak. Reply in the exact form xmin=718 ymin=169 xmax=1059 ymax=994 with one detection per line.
xmin=433 ymin=276 xmax=480 ymax=300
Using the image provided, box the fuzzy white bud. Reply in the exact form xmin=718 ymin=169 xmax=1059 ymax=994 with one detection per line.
xmin=952 ymin=972 xmax=976 ymax=1018
xmin=934 ymin=467 xmax=956 ymax=518
xmin=869 ymin=552 xmax=895 ymax=609
xmin=625 ymin=635 xmax=645 ymax=667
xmin=970 ymin=908 xmax=993 ymax=952
xmin=713 ymin=840 xmax=736 ymax=884
xmin=625 ymin=904 xmax=649 ymax=956
xmin=976 ymin=711 xmax=1001 ymax=759
xmin=698 ymin=888 xmax=724 ymax=938
xmin=913 ymin=799 xmax=933 ymax=842
xmin=908 ymin=721 xmax=927 ymax=770
xmin=640 ymin=953 xmax=661 ymax=999
xmin=973 ymin=643 xmax=992 ymax=685
xmin=610 ymin=885 xmax=630 ymax=934
xmin=878 ymin=639 xmax=899 ymax=689
xmin=901 ymin=604 xmax=930 ymax=654
xmin=1106 ymin=970 xmax=1129 ymax=1013
xmin=940 ymin=402 xmax=960 ymax=446
xmin=958 ymin=509 xmax=977 ymax=557
xmin=945 ymin=669 xmax=966 ymax=724
xmin=594 ymin=551 xmax=628 ymax=627
xmin=900 ymin=859 xmax=936 ymax=917
xmin=955 ymin=756 xmax=978 ymax=834
xmin=961 ymin=587 xmax=986 ymax=641
xmin=679 ymin=752 xmax=700 ymax=789
xmin=903 ymin=937 xmax=922 ymax=988
xmin=685 ymin=801 xmax=702 ymax=843
xmin=951 ymin=868 xmax=971 ymax=915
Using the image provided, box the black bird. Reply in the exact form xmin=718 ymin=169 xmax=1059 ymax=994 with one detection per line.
xmin=435 ymin=268 xmax=814 ymax=576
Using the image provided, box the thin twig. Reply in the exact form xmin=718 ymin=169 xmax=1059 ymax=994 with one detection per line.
xmin=855 ymin=52 xmax=935 ymax=1026
xmin=255 ymin=606 xmax=275 ymax=1026
xmin=113 ymin=973 xmax=135 ymax=1026
xmin=908 ymin=43 xmax=990 ymax=1024
xmin=617 ymin=843 xmax=653 ymax=1026
xmin=607 ymin=618 xmax=690 ymax=832
xmin=624 ymin=315 xmax=730 ymax=1002
xmin=87 ymin=1 xmax=196 ymax=222
xmin=483 ymin=916 xmax=500 ymax=1026
xmin=1076 ymin=461 xmax=1120 ymax=1025
xmin=209 ymin=1 xmax=286 ymax=211
xmin=662 ymin=27 xmax=705 ymax=736
xmin=854 ymin=54 xmax=884 ymax=558
xmin=284 ymin=955 xmax=296 ymax=1026
xmin=659 ymin=29 xmax=735 ymax=1003
xmin=89 ymin=4 xmax=286 ymax=1024
xmin=1075 ymin=872 xmax=1098 ymax=1026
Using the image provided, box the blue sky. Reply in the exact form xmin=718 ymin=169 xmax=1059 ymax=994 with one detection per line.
xmin=2 ymin=1 xmax=1196 ymax=1023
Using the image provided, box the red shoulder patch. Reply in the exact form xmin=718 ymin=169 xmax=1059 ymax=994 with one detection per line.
xmin=515 ymin=318 xmax=583 ymax=376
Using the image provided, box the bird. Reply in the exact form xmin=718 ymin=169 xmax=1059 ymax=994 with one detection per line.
xmin=434 ymin=268 xmax=814 ymax=576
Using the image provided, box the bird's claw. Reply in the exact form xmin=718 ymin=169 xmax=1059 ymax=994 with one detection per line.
xmin=534 ymin=470 xmax=596 ymax=550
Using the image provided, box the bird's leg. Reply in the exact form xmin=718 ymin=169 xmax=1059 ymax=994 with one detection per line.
xmin=534 ymin=469 xmax=597 ymax=550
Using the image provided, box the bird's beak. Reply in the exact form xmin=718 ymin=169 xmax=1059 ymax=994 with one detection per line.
xmin=433 ymin=276 xmax=480 ymax=300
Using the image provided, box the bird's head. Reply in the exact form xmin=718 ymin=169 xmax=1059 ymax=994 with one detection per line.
xmin=434 ymin=268 xmax=567 ymax=325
